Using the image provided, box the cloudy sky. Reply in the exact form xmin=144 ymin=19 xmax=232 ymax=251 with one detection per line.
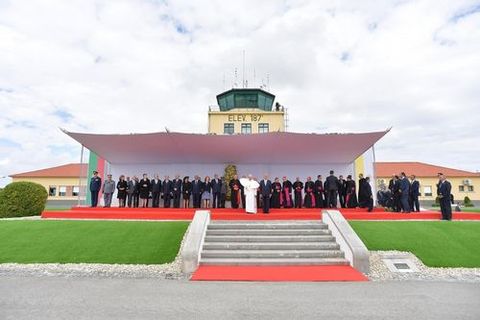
xmin=1 ymin=0 xmax=479 ymax=185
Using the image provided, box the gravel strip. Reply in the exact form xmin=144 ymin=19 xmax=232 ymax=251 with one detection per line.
xmin=0 ymin=222 xmax=192 ymax=280
xmin=368 ymin=250 xmax=480 ymax=282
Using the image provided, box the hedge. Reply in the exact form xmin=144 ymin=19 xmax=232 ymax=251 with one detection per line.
xmin=0 ymin=181 xmax=48 ymax=218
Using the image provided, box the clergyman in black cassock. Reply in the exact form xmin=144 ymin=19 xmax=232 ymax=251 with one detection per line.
xmin=229 ymin=175 xmax=241 ymax=209
xmin=270 ymin=178 xmax=282 ymax=208
xmin=282 ymin=177 xmax=293 ymax=208
xmin=304 ymin=177 xmax=315 ymax=208
xmin=293 ymin=178 xmax=303 ymax=208
xmin=314 ymin=175 xmax=324 ymax=208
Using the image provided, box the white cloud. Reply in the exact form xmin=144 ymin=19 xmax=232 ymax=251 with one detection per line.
xmin=0 ymin=0 xmax=479 ymax=185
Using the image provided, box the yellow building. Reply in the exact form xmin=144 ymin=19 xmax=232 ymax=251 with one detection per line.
xmin=375 ymin=162 xmax=480 ymax=204
xmin=208 ymin=88 xmax=285 ymax=134
xmin=9 ymin=163 xmax=87 ymax=206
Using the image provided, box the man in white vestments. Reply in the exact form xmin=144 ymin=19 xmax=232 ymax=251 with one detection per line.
xmin=240 ymin=175 xmax=260 ymax=214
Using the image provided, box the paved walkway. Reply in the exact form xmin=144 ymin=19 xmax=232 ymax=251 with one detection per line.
xmin=1 ymin=276 xmax=479 ymax=319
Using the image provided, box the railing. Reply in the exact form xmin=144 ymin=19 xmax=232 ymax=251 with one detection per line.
xmin=208 ymin=105 xmax=285 ymax=112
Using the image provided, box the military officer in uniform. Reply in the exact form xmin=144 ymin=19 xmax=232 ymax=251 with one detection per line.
xmin=89 ymin=171 xmax=101 ymax=207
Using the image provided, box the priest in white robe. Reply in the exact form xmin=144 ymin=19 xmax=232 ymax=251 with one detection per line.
xmin=240 ymin=175 xmax=260 ymax=214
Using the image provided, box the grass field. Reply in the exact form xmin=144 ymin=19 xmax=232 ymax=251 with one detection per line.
xmin=349 ymin=221 xmax=480 ymax=268
xmin=0 ymin=220 xmax=189 ymax=264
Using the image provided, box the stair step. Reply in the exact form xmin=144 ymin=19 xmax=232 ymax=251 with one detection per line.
xmin=208 ymin=222 xmax=327 ymax=230
xmin=206 ymin=229 xmax=331 ymax=236
xmin=201 ymin=250 xmax=344 ymax=259
xmin=199 ymin=257 xmax=350 ymax=266
xmin=202 ymin=242 xmax=340 ymax=250
xmin=204 ymin=235 xmax=335 ymax=242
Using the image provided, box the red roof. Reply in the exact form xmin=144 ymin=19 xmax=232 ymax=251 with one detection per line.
xmin=10 ymin=163 xmax=88 ymax=178
xmin=375 ymin=162 xmax=480 ymax=178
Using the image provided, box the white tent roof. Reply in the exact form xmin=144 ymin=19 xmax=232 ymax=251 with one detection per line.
xmin=63 ymin=130 xmax=389 ymax=165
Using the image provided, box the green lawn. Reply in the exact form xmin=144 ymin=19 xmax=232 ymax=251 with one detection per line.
xmin=349 ymin=221 xmax=480 ymax=268
xmin=0 ymin=220 xmax=189 ymax=264
xmin=460 ymin=207 xmax=480 ymax=213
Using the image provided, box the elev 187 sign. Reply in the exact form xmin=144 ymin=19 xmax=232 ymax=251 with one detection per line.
xmin=227 ymin=114 xmax=263 ymax=122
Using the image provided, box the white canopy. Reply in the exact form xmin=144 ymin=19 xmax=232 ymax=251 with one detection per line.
xmin=63 ymin=130 xmax=388 ymax=165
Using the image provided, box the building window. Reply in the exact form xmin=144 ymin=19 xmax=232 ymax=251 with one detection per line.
xmin=423 ymin=186 xmax=432 ymax=197
xmin=49 ymin=186 xmax=57 ymax=197
xmin=223 ymin=123 xmax=234 ymax=135
xmin=72 ymin=186 xmax=80 ymax=196
xmin=459 ymin=185 xmax=465 ymax=192
xmin=468 ymin=186 xmax=474 ymax=192
xmin=241 ymin=123 xmax=252 ymax=134
xmin=258 ymin=123 xmax=269 ymax=133
xmin=59 ymin=186 xmax=67 ymax=197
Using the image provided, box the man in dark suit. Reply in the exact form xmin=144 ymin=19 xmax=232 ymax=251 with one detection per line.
xmin=358 ymin=174 xmax=366 ymax=208
xmin=172 ymin=174 xmax=182 ymax=208
xmin=192 ymin=175 xmax=202 ymax=208
xmin=409 ymin=175 xmax=420 ymax=212
xmin=399 ymin=172 xmax=411 ymax=213
xmin=162 ymin=176 xmax=173 ymax=208
xmin=338 ymin=175 xmax=347 ymax=208
xmin=392 ymin=175 xmax=401 ymax=212
xmin=89 ymin=171 xmax=101 ymax=207
xmin=325 ymin=170 xmax=340 ymax=208
xmin=437 ymin=173 xmax=452 ymax=220
xmin=259 ymin=174 xmax=272 ymax=214
xmin=364 ymin=177 xmax=374 ymax=212
xmin=211 ymin=174 xmax=222 ymax=208
xmin=150 ymin=174 xmax=162 ymax=208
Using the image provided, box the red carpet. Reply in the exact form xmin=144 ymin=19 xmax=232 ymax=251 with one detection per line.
xmin=41 ymin=207 xmax=480 ymax=221
xmin=191 ymin=265 xmax=368 ymax=282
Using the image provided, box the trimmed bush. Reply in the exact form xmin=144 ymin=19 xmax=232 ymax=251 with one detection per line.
xmin=464 ymin=196 xmax=474 ymax=207
xmin=0 ymin=182 xmax=48 ymax=218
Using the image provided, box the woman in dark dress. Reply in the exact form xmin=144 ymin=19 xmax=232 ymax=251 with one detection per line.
xmin=182 ymin=176 xmax=192 ymax=208
xmin=116 ymin=175 xmax=128 ymax=208
xmin=271 ymin=177 xmax=282 ymax=208
xmin=345 ymin=175 xmax=358 ymax=208
xmin=304 ymin=177 xmax=316 ymax=208
xmin=139 ymin=173 xmax=150 ymax=208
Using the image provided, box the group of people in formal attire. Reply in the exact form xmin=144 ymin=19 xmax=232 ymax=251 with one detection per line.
xmin=377 ymin=172 xmax=420 ymax=213
xmin=89 ymin=170 xmax=376 ymax=213
xmin=89 ymin=169 xmax=453 ymax=219
xmin=376 ymin=172 xmax=453 ymax=220
xmin=90 ymin=172 xmax=228 ymax=209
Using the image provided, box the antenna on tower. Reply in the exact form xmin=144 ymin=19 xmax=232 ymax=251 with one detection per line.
xmin=223 ymin=72 xmax=226 ymax=90
xmin=234 ymin=68 xmax=238 ymax=88
xmin=266 ymin=73 xmax=270 ymax=91
xmin=284 ymin=107 xmax=289 ymax=132
xmin=253 ymin=68 xmax=256 ymax=88
xmin=242 ymin=50 xmax=246 ymax=88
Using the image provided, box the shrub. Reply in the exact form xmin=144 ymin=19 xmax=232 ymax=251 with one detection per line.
xmin=0 ymin=181 xmax=48 ymax=218
xmin=464 ymin=196 xmax=474 ymax=207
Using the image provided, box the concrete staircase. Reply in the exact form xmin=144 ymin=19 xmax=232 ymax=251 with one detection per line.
xmin=199 ymin=220 xmax=349 ymax=266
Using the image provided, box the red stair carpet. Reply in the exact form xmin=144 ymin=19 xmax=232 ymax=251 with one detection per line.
xmin=191 ymin=265 xmax=368 ymax=282
xmin=41 ymin=207 xmax=480 ymax=221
